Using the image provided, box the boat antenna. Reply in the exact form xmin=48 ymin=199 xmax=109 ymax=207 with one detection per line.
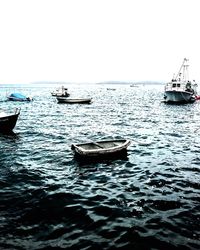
xmin=175 ymin=58 xmax=189 ymax=82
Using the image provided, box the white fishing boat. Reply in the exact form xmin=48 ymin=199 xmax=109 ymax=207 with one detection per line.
xmin=51 ymin=86 xmax=70 ymax=97
xmin=164 ymin=58 xmax=198 ymax=104
xmin=57 ymin=97 xmax=92 ymax=104
xmin=130 ymin=83 xmax=139 ymax=87
xmin=71 ymin=139 xmax=131 ymax=158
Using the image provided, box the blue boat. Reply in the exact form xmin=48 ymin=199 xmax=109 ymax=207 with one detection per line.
xmin=7 ymin=93 xmax=32 ymax=102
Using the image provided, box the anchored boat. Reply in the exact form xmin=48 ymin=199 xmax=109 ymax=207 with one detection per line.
xmin=0 ymin=108 xmax=20 ymax=133
xmin=57 ymin=97 xmax=92 ymax=104
xmin=71 ymin=139 xmax=131 ymax=159
xmin=164 ymin=58 xmax=198 ymax=104
xmin=7 ymin=93 xmax=32 ymax=102
xmin=51 ymin=86 xmax=70 ymax=97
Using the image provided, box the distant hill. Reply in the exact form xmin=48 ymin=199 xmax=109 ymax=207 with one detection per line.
xmin=131 ymin=81 xmax=164 ymax=85
xmin=96 ymin=80 xmax=164 ymax=85
xmin=31 ymin=81 xmax=75 ymax=85
xmin=30 ymin=80 xmax=165 ymax=85
xmin=96 ymin=81 xmax=131 ymax=85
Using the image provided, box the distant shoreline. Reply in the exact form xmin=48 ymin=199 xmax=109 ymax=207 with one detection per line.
xmin=0 ymin=81 xmax=165 ymax=85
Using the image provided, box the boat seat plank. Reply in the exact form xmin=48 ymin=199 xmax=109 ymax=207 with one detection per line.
xmin=92 ymin=142 xmax=104 ymax=148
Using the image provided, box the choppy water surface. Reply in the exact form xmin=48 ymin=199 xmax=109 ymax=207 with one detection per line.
xmin=0 ymin=83 xmax=200 ymax=250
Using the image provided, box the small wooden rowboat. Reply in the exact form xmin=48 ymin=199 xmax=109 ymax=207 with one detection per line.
xmin=71 ymin=139 xmax=131 ymax=158
xmin=57 ymin=97 xmax=92 ymax=104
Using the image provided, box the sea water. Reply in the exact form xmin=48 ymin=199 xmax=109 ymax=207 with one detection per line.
xmin=0 ymin=83 xmax=200 ymax=249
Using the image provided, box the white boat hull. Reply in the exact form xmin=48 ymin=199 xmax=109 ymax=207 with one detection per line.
xmin=164 ymin=90 xmax=195 ymax=103
xmin=57 ymin=97 xmax=92 ymax=104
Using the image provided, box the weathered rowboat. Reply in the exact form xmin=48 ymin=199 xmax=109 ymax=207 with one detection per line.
xmin=71 ymin=139 xmax=131 ymax=159
xmin=57 ymin=97 xmax=92 ymax=104
xmin=0 ymin=108 xmax=20 ymax=133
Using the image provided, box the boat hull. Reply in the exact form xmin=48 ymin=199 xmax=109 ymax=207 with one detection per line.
xmin=0 ymin=113 xmax=20 ymax=133
xmin=57 ymin=97 xmax=92 ymax=104
xmin=164 ymin=90 xmax=195 ymax=104
xmin=8 ymin=97 xmax=31 ymax=102
xmin=71 ymin=139 xmax=131 ymax=159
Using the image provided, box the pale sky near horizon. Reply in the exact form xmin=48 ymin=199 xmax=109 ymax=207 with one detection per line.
xmin=0 ymin=0 xmax=200 ymax=84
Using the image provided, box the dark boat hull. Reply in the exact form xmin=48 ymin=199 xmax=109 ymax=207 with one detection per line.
xmin=0 ymin=113 xmax=20 ymax=133
xmin=8 ymin=97 xmax=31 ymax=102
xmin=74 ymin=149 xmax=129 ymax=164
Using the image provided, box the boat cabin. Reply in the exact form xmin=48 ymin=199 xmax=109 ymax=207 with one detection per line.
xmin=165 ymin=80 xmax=196 ymax=94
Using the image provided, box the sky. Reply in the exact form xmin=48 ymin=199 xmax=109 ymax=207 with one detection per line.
xmin=0 ymin=0 xmax=200 ymax=84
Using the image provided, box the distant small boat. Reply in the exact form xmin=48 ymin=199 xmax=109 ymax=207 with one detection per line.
xmin=71 ymin=139 xmax=131 ymax=159
xmin=7 ymin=93 xmax=32 ymax=102
xmin=51 ymin=86 xmax=70 ymax=97
xmin=0 ymin=108 xmax=20 ymax=133
xmin=107 ymin=88 xmax=116 ymax=91
xmin=130 ymin=84 xmax=139 ymax=87
xmin=57 ymin=97 xmax=92 ymax=104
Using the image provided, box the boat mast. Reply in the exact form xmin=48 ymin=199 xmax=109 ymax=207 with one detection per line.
xmin=175 ymin=58 xmax=189 ymax=82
